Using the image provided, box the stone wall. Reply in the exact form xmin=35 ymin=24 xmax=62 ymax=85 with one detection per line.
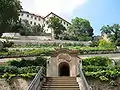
xmin=0 ymin=77 xmax=31 ymax=90
xmin=19 ymin=36 xmax=51 ymax=40
xmin=87 ymin=78 xmax=120 ymax=90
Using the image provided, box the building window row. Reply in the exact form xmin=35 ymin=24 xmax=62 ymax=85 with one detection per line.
xmin=30 ymin=21 xmax=37 ymax=25
xmin=20 ymin=13 xmax=41 ymax=21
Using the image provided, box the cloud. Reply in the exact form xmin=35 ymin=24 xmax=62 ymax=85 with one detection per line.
xmin=20 ymin=0 xmax=87 ymax=16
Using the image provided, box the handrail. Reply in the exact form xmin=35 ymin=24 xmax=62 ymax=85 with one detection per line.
xmin=27 ymin=67 xmax=45 ymax=90
xmin=78 ymin=60 xmax=90 ymax=90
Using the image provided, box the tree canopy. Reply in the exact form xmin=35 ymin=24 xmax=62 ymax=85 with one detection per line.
xmin=100 ymin=24 xmax=120 ymax=44
xmin=68 ymin=17 xmax=94 ymax=41
xmin=0 ymin=0 xmax=22 ymax=36
xmin=31 ymin=24 xmax=45 ymax=36
xmin=47 ymin=17 xmax=66 ymax=39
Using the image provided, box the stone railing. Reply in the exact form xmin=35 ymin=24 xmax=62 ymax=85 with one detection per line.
xmin=27 ymin=67 xmax=45 ymax=90
xmin=78 ymin=61 xmax=90 ymax=90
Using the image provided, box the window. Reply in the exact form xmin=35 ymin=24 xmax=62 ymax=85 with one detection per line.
xmin=27 ymin=14 xmax=29 ymax=17
xmin=31 ymin=16 xmax=33 ymax=18
xmin=30 ymin=21 xmax=32 ymax=24
xmin=35 ymin=17 xmax=37 ymax=20
xmin=39 ymin=18 xmax=41 ymax=21
xmin=34 ymin=22 xmax=36 ymax=25
xmin=21 ymin=13 xmax=23 ymax=16
xmin=64 ymin=22 xmax=66 ymax=25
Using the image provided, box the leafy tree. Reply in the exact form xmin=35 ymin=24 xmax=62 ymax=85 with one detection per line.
xmin=31 ymin=24 xmax=45 ymax=36
xmin=100 ymin=24 xmax=120 ymax=43
xmin=47 ymin=17 xmax=66 ymax=39
xmin=68 ymin=17 xmax=94 ymax=41
xmin=18 ymin=19 xmax=31 ymax=35
xmin=98 ymin=39 xmax=115 ymax=49
xmin=0 ymin=0 xmax=22 ymax=36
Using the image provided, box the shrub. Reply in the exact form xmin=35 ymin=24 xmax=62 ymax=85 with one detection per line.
xmin=83 ymin=56 xmax=112 ymax=66
xmin=0 ymin=66 xmax=18 ymax=74
xmin=83 ymin=66 xmax=120 ymax=82
xmin=3 ymin=40 xmax=14 ymax=48
xmin=7 ymin=57 xmax=46 ymax=67
xmin=98 ymin=39 xmax=115 ymax=49
xmin=89 ymin=41 xmax=99 ymax=47
xmin=99 ymin=76 xmax=109 ymax=81
xmin=0 ymin=66 xmax=41 ymax=75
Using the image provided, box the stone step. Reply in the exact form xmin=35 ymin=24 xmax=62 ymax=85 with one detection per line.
xmin=47 ymin=80 xmax=76 ymax=82
xmin=41 ymin=77 xmax=80 ymax=90
xmin=45 ymin=82 xmax=78 ymax=84
xmin=42 ymin=86 xmax=79 ymax=88
xmin=47 ymin=77 xmax=76 ymax=79
xmin=47 ymin=78 xmax=76 ymax=80
xmin=41 ymin=88 xmax=80 ymax=90
xmin=44 ymin=83 xmax=78 ymax=86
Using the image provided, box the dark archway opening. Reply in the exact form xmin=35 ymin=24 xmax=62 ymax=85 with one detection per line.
xmin=59 ymin=62 xmax=70 ymax=76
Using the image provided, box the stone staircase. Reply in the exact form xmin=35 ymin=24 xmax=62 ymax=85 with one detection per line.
xmin=41 ymin=77 xmax=80 ymax=90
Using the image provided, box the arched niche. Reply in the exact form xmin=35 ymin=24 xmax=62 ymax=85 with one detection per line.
xmin=58 ymin=62 xmax=70 ymax=76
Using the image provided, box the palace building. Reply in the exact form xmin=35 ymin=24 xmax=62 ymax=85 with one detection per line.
xmin=19 ymin=11 xmax=71 ymax=34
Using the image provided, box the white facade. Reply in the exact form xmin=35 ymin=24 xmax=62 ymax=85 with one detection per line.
xmin=19 ymin=11 xmax=44 ymax=26
xmin=19 ymin=11 xmax=71 ymax=34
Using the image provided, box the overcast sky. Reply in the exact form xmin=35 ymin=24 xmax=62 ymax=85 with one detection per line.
xmin=20 ymin=0 xmax=120 ymax=35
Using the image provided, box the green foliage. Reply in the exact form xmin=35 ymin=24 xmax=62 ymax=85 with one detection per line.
xmin=100 ymin=24 xmax=120 ymax=43
xmin=7 ymin=57 xmax=46 ymax=67
xmin=68 ymin=17 xmax=94 ymax=41
xmin=0 ymin=0 xmax=22 ymax=35
xmin=98 ymin=39 xmax=115 ymax=49
xmin=83 ymin=56 xmax=120 ymax=84
xmin=12 ymin=43 xmax=85 ymax=48
xmin=0 ymin=65 xmax=43 ymax=81
xmin=31 ymin=24 xmax=45 ymax=36
xmin=89 ymin=41 xmax=99 ymax=47
xmin=0 ymin=66 xmax=42 ymax=75
xmin=47 ymin=17 xmax=67 ymax=39
xmin=0 ymin=45 xmax=118 ymax=57
xmin=115 ymin=39 xmax=120 ymax=46
xmin=83 ymin=66 xmax=120 ymax=81
xmin=83 ymin=56 xmax=112 ymax=66
xmin=3 ymin=40 xmax=14 ymax=48
xmin=99 ymin=76 xmax=109 ymax=81
xmin=18 ymin=19 xmax=32 ymax=36
xmin=0 ymin=48 xmax=52 ymax=57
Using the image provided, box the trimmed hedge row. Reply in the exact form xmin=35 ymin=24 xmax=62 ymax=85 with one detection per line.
xmin=82 ymin=56 xmax=120 ymax=85
xmin=7 ymin=57 xmax=46 ymax=67
xmin=0 ymin=49 xmax=52 ymax=57
xmin=83 ymin=66 xmax=120 ymax=81
xmin=82 ymin=56 xmax=112 ymax=66
xmin=1 ymin=48 xmax=120 ymax=58
xmin=0 ymin=66 xmax=42 ymax=74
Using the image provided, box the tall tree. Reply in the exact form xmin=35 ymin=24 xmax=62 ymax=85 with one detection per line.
xmin=68 ymin=17 xmax=94 ymax=41
xmin=100 ymin=25 xmax=112 ymax=35
xmin=0 ymin=0 xmax=22 ymax=36
xmin=47 ymin=17 xmax=66 ymax=39
xmin=100 ymin=24 xmax=120 ymax=43
xmin=19 ymin=19 xmax=31 ymax=36
xmin=31 ymin=24 xmax=45 ymax=36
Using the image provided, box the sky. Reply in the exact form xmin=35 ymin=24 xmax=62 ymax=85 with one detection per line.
xmin=20 ymin=0 xmax=120 ymax=35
